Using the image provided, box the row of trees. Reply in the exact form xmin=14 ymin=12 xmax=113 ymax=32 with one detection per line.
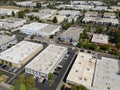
xmin=12 ymin=74 xmax=35 ymax=90
xmin=61 ymin=84 xmax=88 ymax=90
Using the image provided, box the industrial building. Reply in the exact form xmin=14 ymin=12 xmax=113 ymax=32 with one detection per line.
xmin=0 ymin=41 xmax=43 ymax=68
xmin=47 ymin=15 xmax=66 ymax=23
xmin=25 ymin=44 xmax=67 ymax=79
xmin=16 ymin=1 xmax=36 ymax=7
xmin=66 ymin=52 xmax=96 ymax=87
xmin=91 ymin=34 xmax=108 ymax=44
xmin=57 ymin=10 xmax=81 ymax=23
xmin=83 ymin=11 xmax=119 ymax=26
xmin=26 ymin=9 xmax=57 ymax=20
xmin=20 ymin=22 xmax=61 ymax=37
xmin=0 ymin=8 xmax=19 ymax=16
xmin=0 ymin=35 xmax=17 ymax=50
xmin=104 ymin=12 xmax=116 ymax=19
xmin=71 ymin=1 xmax=104 ymax=6
xmin=93 ymin=57 xmax=120 ymax=90
xmin=59 ymin=27 xmax=84 ymax=46
xmin=58 ymin=10 xmax=81 ymax=16
xmin=0 ymin=18 xmax=26 ymax=30
xmin=85 ymin=11 xmax=98 ymax=17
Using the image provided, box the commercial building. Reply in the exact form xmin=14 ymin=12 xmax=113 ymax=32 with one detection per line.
xmin=0 ymin=41 xmax=43 ymax=68
xmin=71 ymin=1 xmax=104 ymax=6
xmin=0 ymin=18 xmax=26 ymax=30
xmin=111 ymin=6 xmax=120 ymax=11
xmin=57 ymin=10 xmax=81 ymax=23
xmin=104 ymin=12 xmax=116 ymax=19
xmin=85 ymin=11 xmax=98 ymax=17
xmin=47 ymin=15 xmax=66 ymax=23
xmin=26 ymin=9 xmax=57 ymax=20
xmin=25 ymin=44 xmax=67 ymax=79
xmin=91 ymin=34 xmax=108 ymax=44
xmin=0 ymin=35 xmax=17 ymax=50
xmin=83 ymin=11 xmax=119 ymax=26
xmin=20 ymin=22 xmax=61 ymax=37
xmin=93 ymin=57 xmax=120 ymax=90
xmin=59 ymin=27 xmax=84 ymax=46
xmin=16 ymin=1 xmax=36 ymax=7
xmin=66 ymin=52 xmax=96 ymax=87
xmin=58 ymin=10 xmax=81 ymax=16
xmin=0 ymin=8 xmax=19 ymax=16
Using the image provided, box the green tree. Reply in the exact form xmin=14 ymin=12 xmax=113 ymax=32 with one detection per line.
xmin=71 ymin=84 xmax=88 ymax=90
xmin=89 ymin=43 xmax=98 ymax=51
xmin=52 ymin=16 xmax=58 ymax=23
xmin=30 ymin=35 xmax=35 ymax=39
xmin=71 ymin=84 xmax=77 ymax=90
xmin=48 ymin=73 xmax=54 ymax=80
xmin=18 ymin=74 xmax=25 ymax=84
xmin=71 ymin=19 xmax=74 ymax=24
xmin=12 ymin=11 xmax=15 ymax=17
xmin=77 ymin=85 xmax=88 ymax=90
xmin=12 ymin=79 xmax=20 ymax=90
xmin=83 ymin=42 xmax=90 ymax=49
xmin=116 ymin=42 xmax=120 ymax=49
xmin=112 ymin=29 xmax=120 ymax=43
xmin=49 ymin=35 xmax=54 ymax=39
xmin=78 ymin=41 xmax=83 ymax=48
xmin=25 ymin=76 xmax=35 ymax=90
xmin=100 ymin=44 xmax=110 ymax=51
xmin=36 ymin=3 xmax=41 ymax=8
xmin=18 ymin=11 xmax=24 ymax=18
xmin=0 ymin=72 xmax=3 ymax=77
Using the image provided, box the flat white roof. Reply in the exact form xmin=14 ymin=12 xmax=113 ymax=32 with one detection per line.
xmin=104 ymin=12 xmax=116 ymax=18
xmin=0 ymin=8 xmax=20 ymax=15
xmin=20 ymin=22 xmax=48 ymax=31
xmin=0 ymin=35 xmax=16 ymax=46
xmin=25 ymin=44 xmax=67 ymax=75
xmin=60 ymin=27 xmax=84 ymax=41
xmin=85 ymin=11 xmax=98 ymax=17
xmin=20 ymin=22 xmax=60 ymax=35
xmin=16 ymin=1 xmax=36 ymax=6
xmin=58 ymin=10 xmax=81 ymax=16
xmin=83 ymin=17 xmax=119 ymax=24
xmin=67 ymin=52 xmax=96 ymax=86
xmin=26 ymin=9 xmax=57 ymax=20
xmin=93 ymin=57 xmax=120 ymax=90
xmin=91 ymin=34 xmax=108 ymax=44
xmin=0 ymin=41 xmax=43 ymax=64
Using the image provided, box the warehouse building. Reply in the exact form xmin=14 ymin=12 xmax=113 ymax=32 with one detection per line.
xmin=0 ymin=8 xmax=19 ymax=16
xmin=57 ymin=10 xmax=81 ymax=23
xmin=0 ymin=18 xmax=26 ymax=30
xmin=26 ymin=9 xmax=57 ymax=20
xmin=25 ymin=44 xmax=67 ymax=79
xmin=0 ymin=41 xmax=43 ymax=68
xmin=85 ymin=11 xmax=98 ymax=17
xmin=66 ymin=52 xmax=96 ymax=87
xmin=47 ymin=15 xmax=66 ymax=23
xmin=16 ymin=1 xmax=36 ymax=7
xmin=83 ymin=11 xmax=119 ymax=26
xmin=0 ymin=35 xmax=17 ymax=50
xmin=59 ymin=27 xmax=84 ymax=46
xmin=58 ymin=10 xmax=81 ymax=16
xmin=91 ymin=34 xmax=108 ymax=44
xmin=20 ymin=22 xmax=61 ymax=37
xmin=93 ymin=57 xmax=120 ymax=90
xmin=104 ymin=12 xmax=116 ymax=19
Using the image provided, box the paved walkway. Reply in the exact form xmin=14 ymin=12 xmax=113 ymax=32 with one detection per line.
xmin=0 ymin=82 xmax=10 ymax=90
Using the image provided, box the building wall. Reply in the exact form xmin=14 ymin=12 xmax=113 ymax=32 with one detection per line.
xmin=0 ymin=44 xmax=43 ymax=68
xmin=0 ymin=38 xmax=17 ymax=50
xmin=25 ymin=47 xmax=67 ymax=80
